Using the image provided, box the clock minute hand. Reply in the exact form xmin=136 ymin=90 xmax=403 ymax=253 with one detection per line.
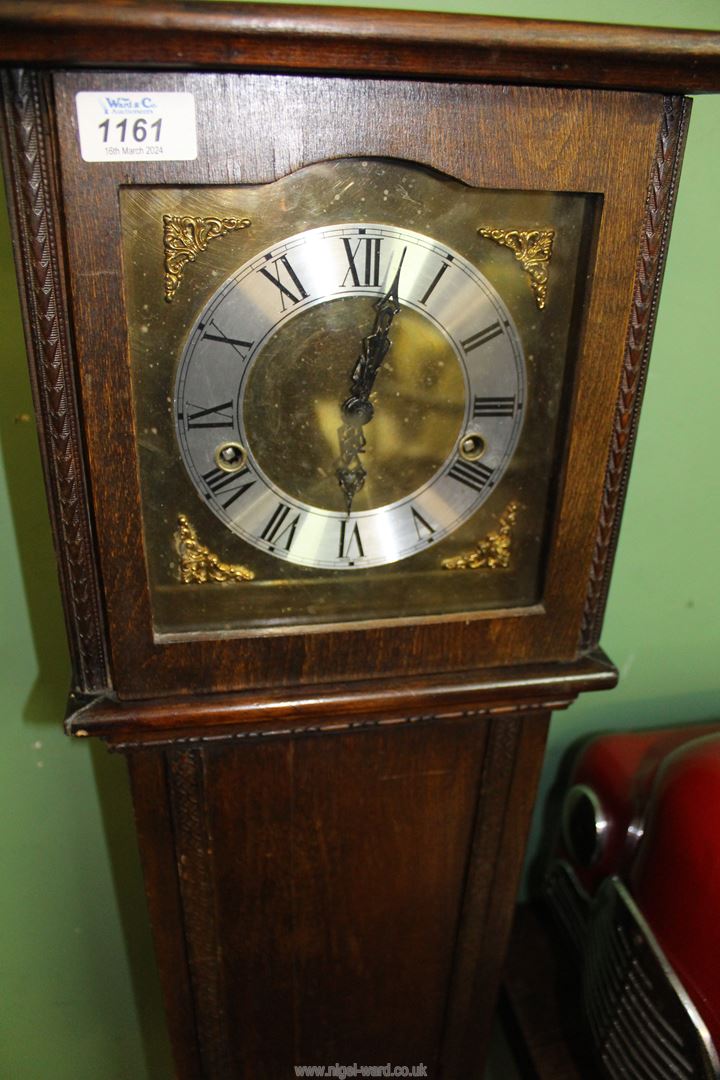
xmin=336 ymin=249 xmax=406 ymax=512
xmin=347 ymin=251 xmax=405 ymax=410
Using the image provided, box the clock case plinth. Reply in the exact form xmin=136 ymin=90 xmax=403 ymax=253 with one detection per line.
xmin=2 ymin=3 xmax=718 ymax=1078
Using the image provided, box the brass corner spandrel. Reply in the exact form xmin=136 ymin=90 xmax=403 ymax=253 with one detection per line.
xmin=478 ymin=228 xmax=554 ymax=309
xmin=442 ymin=502 xmax=519 ymax=571
xmin=163 ymin=214 xmax=251 ymax=301
xmin=175 ymin=515 xmax=255 ymax=584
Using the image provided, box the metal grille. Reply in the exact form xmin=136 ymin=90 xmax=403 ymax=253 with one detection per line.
xmin=543 ymin=858 xmax=592 ymax=954
xmin=583 ymin=878 xmax=720 ymax=1080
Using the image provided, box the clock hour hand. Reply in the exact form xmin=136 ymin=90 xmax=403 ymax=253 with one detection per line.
xmin=336 ymin=248 xmax=406 ymax=512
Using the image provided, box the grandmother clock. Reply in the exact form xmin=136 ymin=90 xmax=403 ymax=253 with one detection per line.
xmin=1 ymin=3 xmax=718 ymax=1076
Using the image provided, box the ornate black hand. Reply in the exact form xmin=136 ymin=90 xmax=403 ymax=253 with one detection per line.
xmin=336 ymin=248 xmax=406 ymax=512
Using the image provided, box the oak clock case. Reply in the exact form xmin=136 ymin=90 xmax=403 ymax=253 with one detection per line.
xmin=123 ymin=159 xmax=594 ymax=638
xmin=3 ymin=8 xmax=714 ymax=1080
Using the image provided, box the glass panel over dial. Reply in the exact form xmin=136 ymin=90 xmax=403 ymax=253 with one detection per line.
xmin=121 ymin=159 xmax=597 ymax=638
xmin=176 ymin=223 xmax=525 ymax=569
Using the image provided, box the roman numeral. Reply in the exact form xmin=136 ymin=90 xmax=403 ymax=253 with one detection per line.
xmin=201 ymin=465 xmax=255 ymax=509
xmin=472 ymin=396 xmax=516 ymax=419
xmin=257 ymin=254 xmax=308 ymax=309
xmin=338 ymin=519 xmax=364 ymax=560
xmin=448 ymin=458 xmax=494 ymax=493
xmin=201 ymin=319 xmax=253 ymax=361
xmin=185 ymin=400 xmax=234 ymax=429
xmin=411 ymin=507 xmax=435 ymax=541
xmin=341 ymin=236 xmax=383 ymax=288
xmin=461 ymin=321 xmax=503 ymax=353
xmin=260 ymin=502 xmax=301 ymax=551
xmin=419 ymin=260 xmax=451 ymax=305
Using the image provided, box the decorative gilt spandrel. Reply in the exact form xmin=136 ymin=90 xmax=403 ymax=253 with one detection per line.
xmin=442 ymin=503 xmax=519 ymax=571
xmin=175 ymin=515 xmax=254 ymax=584
xmin=120 ymin=160 xmax=598 ymax=639
xmin=478 ymin=228 xmax=555 ymax=309
xmin=164 ymin=214 xmax=251 ymax=301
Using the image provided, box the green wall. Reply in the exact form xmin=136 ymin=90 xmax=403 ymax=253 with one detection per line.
xmin=1 ymin=2 xmax=718 ymax=1076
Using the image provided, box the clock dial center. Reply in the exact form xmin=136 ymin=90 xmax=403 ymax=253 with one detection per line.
xmin=242 ymin=296 xmax=466 ymax=514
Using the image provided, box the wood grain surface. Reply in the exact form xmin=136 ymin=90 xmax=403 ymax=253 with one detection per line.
xmin=127 ymin=707 xmax=553 ymax=1078
xmin=0 ymin=1 xmax=718 ymax=93
xmin=69 ymin=649 xmax=617 ymax=743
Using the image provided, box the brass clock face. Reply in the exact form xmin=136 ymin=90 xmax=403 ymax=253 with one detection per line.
xmin=121 ymin=158 xmax=596 ymax=637
xmin=174 ymin=223 xmax=525 ymax=570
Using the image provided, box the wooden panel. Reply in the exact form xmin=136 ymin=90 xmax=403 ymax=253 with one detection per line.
xmin=206 ymin=719 xmax=487 ymax=1072
xmin=0 ymin=2 xmax=718 ymax=94
xmin=203 ymin=740 xmax=296 ymax=1077
xmin=124 ymin=709 xmax=550 ymax=1078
